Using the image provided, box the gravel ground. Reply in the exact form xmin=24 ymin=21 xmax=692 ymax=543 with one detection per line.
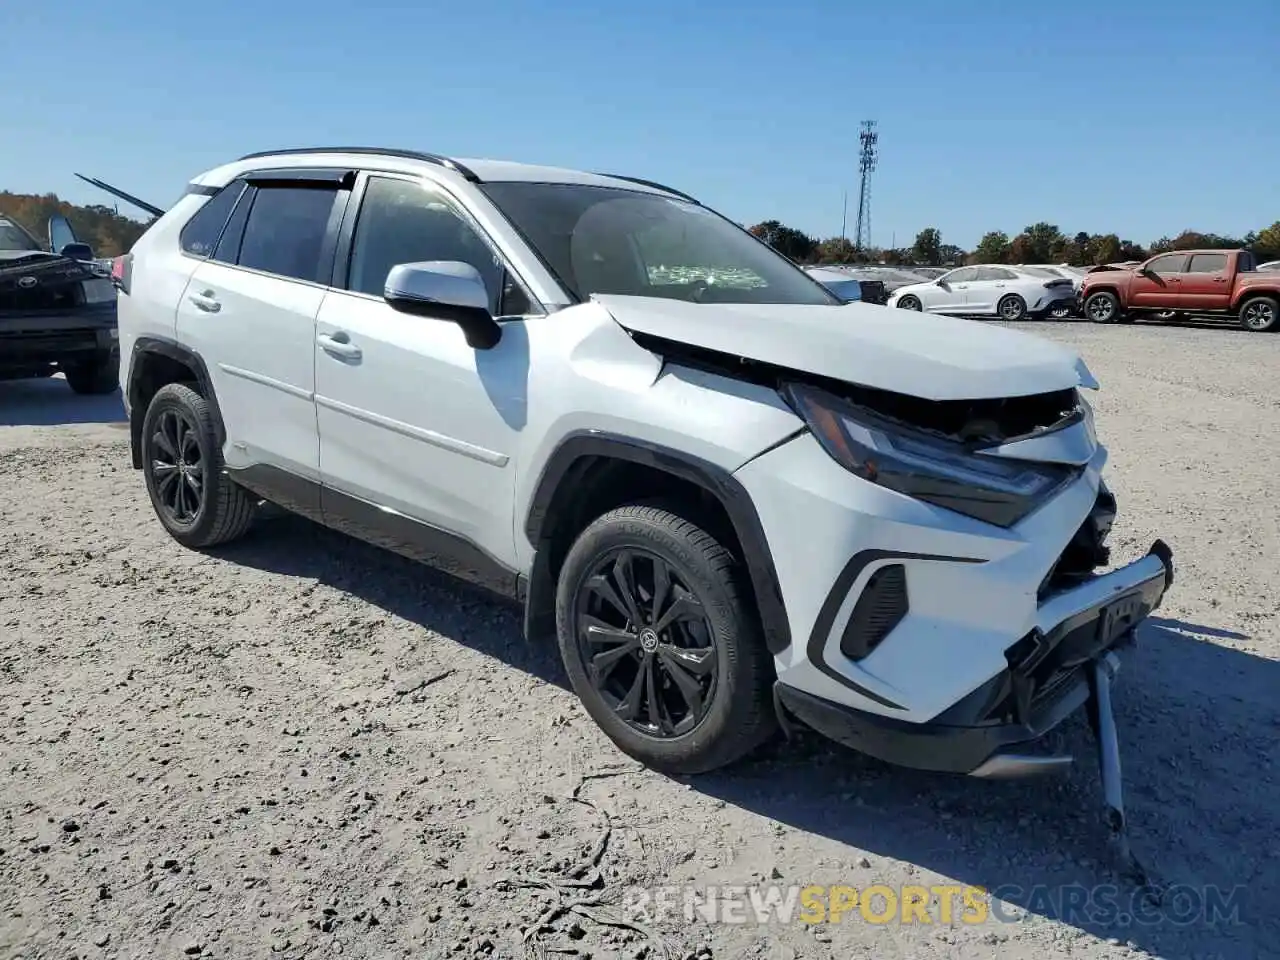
xmin=2 ymin=319 xmax=1278 ymax=960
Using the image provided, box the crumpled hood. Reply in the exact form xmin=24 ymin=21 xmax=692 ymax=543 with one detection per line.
xmin=592 ymin=295 xmax=1095 ymax=401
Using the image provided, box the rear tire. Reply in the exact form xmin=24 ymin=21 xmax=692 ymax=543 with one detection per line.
xmin=141 ymin=382 xmax=256 ymax=549
xmin=1239 ymin=295 xmax=1279 ymax=332
xmin=64 ymin=352 xmax=119 ymax=395
xmin=1085 ymin=291 xmax=1122 ymax=324
xmin=997 ymin=294 xmax=1028 ymax=321
xmin=554 ymin=504 xmax=776 ymax=775
xmin=896 ymin=295 xmax=922 ymax=311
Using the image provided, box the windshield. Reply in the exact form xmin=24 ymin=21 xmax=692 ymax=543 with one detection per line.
xmin=0 ymin=218 xmax=42 ymax=253
xmin=479 ymin=182 xmax=839 ymax=306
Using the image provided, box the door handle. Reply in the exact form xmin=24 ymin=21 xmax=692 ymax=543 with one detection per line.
xmin=317 ymin=332 xmax=362 ymax=361
xmin=188 ymin=290 xmax=221 ymax=313
xmin=1213 ymin=276 xmax=1228 ymax=282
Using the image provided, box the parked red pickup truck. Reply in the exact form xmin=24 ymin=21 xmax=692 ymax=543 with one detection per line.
xmin=1080 ymin=249 xmax=1279 ymax=332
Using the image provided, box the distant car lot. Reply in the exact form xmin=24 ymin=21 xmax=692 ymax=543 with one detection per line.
xmin=0 ymin=318 xmax=1275 ymax=960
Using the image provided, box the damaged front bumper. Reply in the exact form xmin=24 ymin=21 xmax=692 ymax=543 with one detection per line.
xmin=775 ymin=539 xmax=1174 ymax=777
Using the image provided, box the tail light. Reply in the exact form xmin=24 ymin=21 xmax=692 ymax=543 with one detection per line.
xmin=110 ymin=253 xmax=133 ymax=295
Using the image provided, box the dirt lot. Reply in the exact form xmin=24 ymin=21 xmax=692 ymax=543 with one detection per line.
xmin=2 ymin=319 xmax=1278 ymax=960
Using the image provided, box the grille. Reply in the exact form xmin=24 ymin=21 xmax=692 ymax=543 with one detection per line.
xmin=0 ymin=330 xmax=98 ymax=356
xmin=840 ymin=563 xmax=909 ymax=661
xmin=857 ymin=280 xmax=888 ymax=305
xmin=0 ymin=280 xmax=85 ymax=312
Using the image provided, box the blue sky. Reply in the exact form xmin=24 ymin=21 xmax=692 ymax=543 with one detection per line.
xmin=2 ymin=0 xmax=1277 ymax=250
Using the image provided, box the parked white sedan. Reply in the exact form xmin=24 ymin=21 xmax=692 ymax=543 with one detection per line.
xmin=887 ymin=265 xmax=1077 ymax=320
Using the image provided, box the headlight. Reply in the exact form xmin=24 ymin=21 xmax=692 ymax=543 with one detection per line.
xmin=81 ymin=278 xmax=117 ymax=304
xmin=782 ymin=383 xmax=1077 ymax=527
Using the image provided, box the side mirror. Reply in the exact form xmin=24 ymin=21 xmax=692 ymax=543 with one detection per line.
xmin=384 ymin=261 xmax=502 ymax=350
xmin=60 ymin=242 xmax=94 ymax=261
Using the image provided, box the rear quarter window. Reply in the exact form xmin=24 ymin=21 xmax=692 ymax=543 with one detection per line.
xmin=179 ymin=183 xmax=245 ymax=258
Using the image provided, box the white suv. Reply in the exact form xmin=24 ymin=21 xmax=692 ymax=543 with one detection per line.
xmin=115 ymin=148 xmax=1174 ymax=800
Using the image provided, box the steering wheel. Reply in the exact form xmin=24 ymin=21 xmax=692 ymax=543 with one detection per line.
xmin=689 ymin=277 xmax=714 ymax=302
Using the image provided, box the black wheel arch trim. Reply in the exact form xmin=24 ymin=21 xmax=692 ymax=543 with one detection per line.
xmin=524 ymin=430 xmax=793 ymax=656
xmin=806 ymin=549 xmax=986 ymax=711
xmin=127 ymin=337 xmax=225 ymax=470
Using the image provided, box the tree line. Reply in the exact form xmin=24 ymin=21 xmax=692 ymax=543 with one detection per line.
xmin=749 ymin=219 xmax=1280 ymax=268
xmin=5 ymin=185 xmax=1277 ymax=272
xmin=0 ymin=191 xmax=151 ymax=258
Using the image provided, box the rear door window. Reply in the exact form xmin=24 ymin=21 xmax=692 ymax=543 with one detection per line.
xmin=1186 ymin=253 xmax=1228 ymax=274
xmin=237 ymin=185 xmax=340 ymax=283
xmin=212 ymin=185 xmax=255 ymax=264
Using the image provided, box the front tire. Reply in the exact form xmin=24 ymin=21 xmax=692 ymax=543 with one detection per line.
xmin=1239 ymin=295 xmax=1279 ymax=332
xmin=141 ymin=382 xmax=256 ymax=549
xmin=997 ymin=294 xmax=1028 ymax=321
xmin=555 ymin=504 xmax=776 ymax=775
xmin=896 ymin=295 xmax=922 ymax=311
xmin=1085 ymin=291 xmax=1123 ymax=324
xmin=64 ymin=352 xmax=119 ymax=395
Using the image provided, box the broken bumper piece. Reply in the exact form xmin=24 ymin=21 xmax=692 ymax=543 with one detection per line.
xmin=775 ymin=540 xmax=1175 ymax=776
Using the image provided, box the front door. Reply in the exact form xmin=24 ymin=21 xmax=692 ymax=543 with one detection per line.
xmin=314 ymin=173 xmax=540 ymax=570
xmin=927 ymin=267 xmax=977 ymax=313
xmin=1129 ymin=253 xmax=1185 ymax=309
xmin=1178 ymin=251 xmax=1233 ymax=313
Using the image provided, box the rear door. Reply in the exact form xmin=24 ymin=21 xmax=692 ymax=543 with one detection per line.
xmin=1129 ymin=253 xmax=1186 ymax=308
xmin=966 ymin=266 xmax=1017 ymax=313
xmin=175 ymin=171 xmax=351 ymax=482
xmin=1178 ymin=252 xmax=1232 ymax=312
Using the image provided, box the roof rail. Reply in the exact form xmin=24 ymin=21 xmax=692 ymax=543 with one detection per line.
xmin=234 ymin=147 xmax=480 ymax=182
xmin=599 ymin=174 xmax=698 ymax=203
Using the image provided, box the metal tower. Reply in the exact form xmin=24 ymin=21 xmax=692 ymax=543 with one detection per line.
xmin=854 ymin=120 xmax=878 ymax=252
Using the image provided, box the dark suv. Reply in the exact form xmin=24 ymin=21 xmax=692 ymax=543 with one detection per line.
xmin=0 ymin=213 xmax=119 ymax=394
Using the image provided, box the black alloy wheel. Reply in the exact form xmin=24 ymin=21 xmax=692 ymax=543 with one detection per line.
xmin=150 ymin=407 xmax=205 ymax=526
xmin=554 ymin=504 xmax=776 ymax=774
xmin=140 ymin=382 xmax=256 ymax=548
xmin=575 ymin=548 xmax=718 ymax=738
